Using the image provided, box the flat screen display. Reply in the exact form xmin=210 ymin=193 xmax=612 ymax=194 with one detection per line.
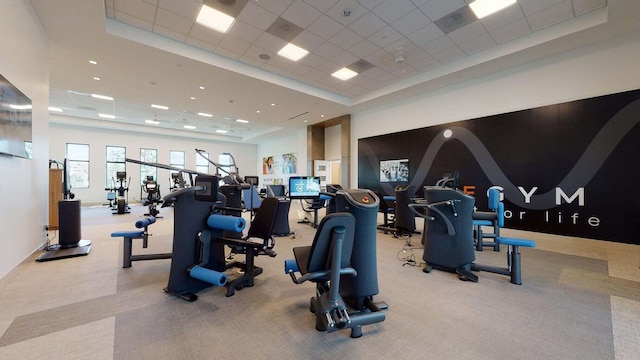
xmin=0 ymin=73 xmax=32 ymax=158
xmin=288 ymin=176 xmax=321 ymax=199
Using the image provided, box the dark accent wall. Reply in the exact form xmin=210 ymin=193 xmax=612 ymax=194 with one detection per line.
xmin=358 ymin=89 xmax=640 ymax=244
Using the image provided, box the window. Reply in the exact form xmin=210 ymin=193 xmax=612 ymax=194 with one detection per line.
xmin=169 ymin=150 xmax=185 ymax=173
xmin=218 ymin=153 xmax=232 ymax=177
xmin=196 ymin=151 xmax=209 ymax=174
xmin=106 ymin=146 xmax=126 ymax=187
xmin=140 ymin=148 xmax=157 ymax=184
xmin=66 ymin=143 xmax=90 ymax=188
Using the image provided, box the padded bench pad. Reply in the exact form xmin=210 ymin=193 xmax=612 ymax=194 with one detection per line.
xmin=111 ymin=230 xmax=145 ymax=238
xmin=496 ymin=237 xmax=536 ymax=248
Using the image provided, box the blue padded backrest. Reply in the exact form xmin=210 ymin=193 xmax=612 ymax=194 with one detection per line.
xmin=497 ymin=202 xmax=504 ymax=228
xmin=488 ymin=188 xmax=500 ymax=210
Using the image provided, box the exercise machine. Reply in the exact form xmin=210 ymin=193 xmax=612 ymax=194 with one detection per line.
xmin=287 ymin=189 xmax=387 ymax=338
xmin=141 ymin=175 xmax=162 ymax=217
xmin=105 ymin=171 xmax=130 ymax=215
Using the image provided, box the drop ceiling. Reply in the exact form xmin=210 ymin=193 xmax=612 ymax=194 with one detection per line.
xmin=29 ymin=0 xmax=633 ymax=144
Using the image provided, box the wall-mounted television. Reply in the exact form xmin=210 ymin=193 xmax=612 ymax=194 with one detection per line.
xmin=0 ymin=73 xmax=32 ymax=159
xmin=288 ymin=176 xmax=321 ymax=199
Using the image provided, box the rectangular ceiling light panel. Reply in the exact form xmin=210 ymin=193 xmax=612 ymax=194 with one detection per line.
xmin=469 ymin=0 xmax=517 ymax=19
xmin=277 ymin=43 xmax=309 ymax=61
xmin=196 ymin=4 xmax=236 ymax=33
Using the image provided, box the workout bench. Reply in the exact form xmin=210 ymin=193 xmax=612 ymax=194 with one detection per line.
xmin=472 ymin=236 xmax=536 ymax=285
xmin=111 ymin=216 xmax=171 ymax=268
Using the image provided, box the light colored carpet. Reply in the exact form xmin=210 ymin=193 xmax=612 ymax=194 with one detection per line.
xmin=0 ymin=202 xmax=638 ymax=360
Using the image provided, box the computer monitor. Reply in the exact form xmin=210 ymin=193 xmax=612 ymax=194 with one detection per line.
xmin=288 ymin=176 xmax=321 ymax=199
xmin=244 ymin=175 xmax=259 ymax=186
xmin=116 ymin=171 xmax=127 ymax=180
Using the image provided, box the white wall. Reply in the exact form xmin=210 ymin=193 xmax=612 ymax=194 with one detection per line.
xmin=350 ymin=33 xmax=640 ymax=188
xmin=49 ymin=122 xmax=257 ymax=204
xmin=0 ymin=0 xmax=50 ymax=279
xmin=256 ymin=129 xmax=308 ymax=189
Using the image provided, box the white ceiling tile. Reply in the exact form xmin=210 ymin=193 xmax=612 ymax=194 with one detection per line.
xmin=228 ymin=21 xmax=263 ymax=44
xmin=189 ymin=23 xmax=224 ymax=45
xmin=383 ymin=38 xmax=416 ymax=54
xmin=314 ymin=41 xmax=344 ymax=59
xmin=406 ymin=22 xmax=444 ymax=46
xmin=363 ymin=48 xmax=391 ymax=66
xmin=114 ymin=11 xmax=153 ymax=31
xmin=519 ymin=0 xmax=565 ymax=16
xmin=294 ymin=30 xmax=325 ymax=50
xmin=348 ymin=39 xmax=381 ymax=59
xmin=307 ymin=15 xmax=345 ymax=40
xmin=237 ymin=2 xmax=280 ymax=31
xmin=391 ymin=8 xmax=431 ymax=36
xmin=327 ymin=0 xmax=368 ymax=26
xmin=329 ymin=27 xmax=364 ymax=50
xmin=573 ymin=0 xmax=607 ymax=16
xmin=371 ymin=0 xmax=416 ymax=24
xmin=348 ymin=11 xmax=387 ymax=38
xmin=154 ymin=8 xmax=192 ymax=34
xmin=527 ymin=0 xmax=573 ymax=31
xmin=304 ymin=68 xmax=329 ymax=82
xmin=287 ymin=62 xmax=312 ymax=75
xmin=421 ymin=35 xmax=456 ymax=55
xmin=419 ymin=0 xmax=467 ymax=22
xmin=315 ymin=59 xmax=342 ymax=74
xmin=356 ymin=0 xmax=385 ymax=11
xmin=213 ymin=47 xmax=242 ymax=60
xmin=186 ymin=36 xmax=217 ymax=52
xmin=244 ymin=45 xmax=275 ymax=63
xmin=281 ymin=0 xmax=323 ymax=28
xmin=331 ymin=51 xmax=359 ymax=67
xmin=303 ymin=0 xmax=339 ymax=13
xmin=448 ymin=21 xmax=486 ymax=44
xmin=254 ymin=32 xmax=288 ymax=52
xmin=153 ymin=24 xmax=188 ymax=42
xmin=406 ymin=55 xmax=439 ymax=71
xmin=480 ymin=3 xmax=526 ymax=32
xmin=298 ymin=53 xmax=326 ymax=68
xmin=488 ymin=18 xmax=531 ymax=44
xmin=255 ymin=0 xmax=295 ymax=16
xmin=368 ymin=25 xmax=403 ymax=48
xmin=218 ymin=34 xmax=252 ymax=55
xmin=157 ymin=0 xmax=200 ymax=19
xmin=115 ymin=0 xmax=157 ymax=22
xmin=457 ymin=33 xmax=496 ymax=54
xmin=431 ymin=45 xmax=465 ymax=63
xmin=238 ymin=55 xmax=266 ymax=68
xmin=409 ymin=0 xmax=429 ymax=7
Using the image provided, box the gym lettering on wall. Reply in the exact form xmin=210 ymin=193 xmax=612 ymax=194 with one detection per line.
xmin=358 ymin=89 xmax=640 ymax=244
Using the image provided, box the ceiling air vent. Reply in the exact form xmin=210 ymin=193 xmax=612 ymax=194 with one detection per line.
xmin=434 ymin=6 xmax=477 ymax=34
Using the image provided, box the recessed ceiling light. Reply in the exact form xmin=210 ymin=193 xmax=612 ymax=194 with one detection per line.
xmin=277 ymin=43 xmax=309 ymax=61
xmin=320 ymin=114 xmax=325 ymax=117
xmin=151 ymin=104 xmax=169 ymax=110
xmin=190 ymin=97 xmax=196 ymax=100
xmin=91 ymin=93 xmax=113 ymax=101
xmin=199 ymin=86 xmax=205 ymax=90
xmin=443 ymin=129 xmax=453 ymax=138
xmin=469 ymin=0 xmax=517 ymax=19
xmin=196 ymin=5 xmax=235 ymax=33
xmin=331 ymin=67 xmax=358 ymax=81
xmin=197 ymin=112 xmax=213 ymax=117
xmin=183 ymin=125 xmax=196 ymax=130
xmin=256 ymin=110 xmax=261 ymax=113
xmin=9 ymin=104 xmax=32 ymax=110
xmin=99 ymin=113 xmax=116 ymax=119
xmin=236 ymin=119 xmax=249 ymax=123
xmin=48 ymin=107 xmax=63 ymax=112
xmin=145 ymin=119 xmax=160 ymax=125
xmin=89 ymin=60 xmax=97 ymax=65
xmin=216 ymin=129 xmax=228 ymax=134
xmin=93 ymin=77 xmax=100 ymax=81
xmin=270 ymin=103 xmax=275 ymax=106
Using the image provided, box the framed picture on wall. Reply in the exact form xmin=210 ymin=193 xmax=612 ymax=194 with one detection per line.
xmin=380 ymin=159 xmax=409 ymax=182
